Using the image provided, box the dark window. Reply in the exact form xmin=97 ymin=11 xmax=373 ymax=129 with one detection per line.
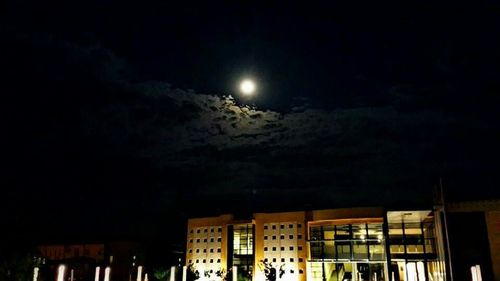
xmin=264 ymin=225 xmax=268 ymax=230
xmin=290 ymin=269 xmax=295 ymax=274
xmin=210 ymin=238 xmax=214 ymax=242
xmin=196 ymin=249 xmax=200 ymax=253
xmin=289 ymin=224 xmax=293 ymax=228
xmin=264 ymin=258 xmax=268 ymax=262
xmin=189 ymin=249 xmax=192 ymax=253
xmin=190 ymin=230 xmax=193 ymax=233
xmin=202 ymin=259 xmax=206 ymax=263
xmin=196 ymin=239 xmax=200 ymax=243
xmin=299 ymin=258 xmax=303 ymax=262
xmin=298 ymin=246 xmax=303 ymax=251
xmin=280 ymin=235 xmax=285 ymax=239
xmin=280 ymin=247 xmax=285 ymax=251
xmin=217 ymin=237 xmax=222 ymax=242
xmin=217 ymin=259 xmax=221 ymax=263
xmin=210 ymin=259 xmax=213 ymax=263
xmin=264 ymin=247 xmax=268 ymax=251
xmin=196 ymin=260 xmax=199 ymax=263
xmin=197 ymin=229 xmax=200 ymax=233
xmin=299 ymin=269 xmax=304 ymax=274
xmin=189 ymin=260 xmax=192 ymax=263
xmin=290 ymin=258 xmax=294 ymax=262
xmin=272 ymin=225 xmax=276 ymax=230
xmin=298 ymin=224 xmax=302 ymax=228
xmin=281 ymin=224 xmax=285 ymax=229
xmin=264 ymin=236 xmax=268 ymax=240
xmin=218 ymin=227 xmax=222 ymax=232
xmin=189 ymin=239 xmax=193 ymax=243
xmin=290 ymin=246 xmax=294 ymax=251
xmin=203 ymin=239 xmax=207 ymax=242
xmin=272 ymin=258 xmax=276 ymax=262
xmin=210 ymin=249 xmax=214 ymax=253
xmin=298 ymin=235 xmax=302 ymax=239
xmin=211 ymin=228 xmax=214 ymax=232
xmin=272 ymin=236 xmax=276 ymax=240
xmin=217 ymin=248 xmax=221 ymax=253
xmin=281 ymin=258 xmax=285 ymax=262
xmin=289 ymin=235 xmax=294 ymax=239
xmin=272 ymin=247 xmax=276 ymax=251
xmin=203 ymin=249 xmax=207 ymax=253
xmin=204 ymin=229 xmax=208 ymax=233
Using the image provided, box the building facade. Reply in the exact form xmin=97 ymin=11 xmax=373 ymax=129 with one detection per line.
xmin=186 ymin=207 xmax=448 ymax=281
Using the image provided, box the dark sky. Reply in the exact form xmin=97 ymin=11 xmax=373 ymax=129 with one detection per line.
xmin=2 ymin=1 xmax=500 ymax=247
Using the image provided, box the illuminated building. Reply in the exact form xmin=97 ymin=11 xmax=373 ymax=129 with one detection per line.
xmin=186 ymin=207 xmax=449 ymax=281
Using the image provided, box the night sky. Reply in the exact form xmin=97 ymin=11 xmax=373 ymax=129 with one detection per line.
xmin=2 ymin=1 xmax=500 ymax=250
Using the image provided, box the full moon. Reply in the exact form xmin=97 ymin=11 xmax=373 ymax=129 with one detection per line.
xmin=240 ymin=79 xmax=256 ymax=95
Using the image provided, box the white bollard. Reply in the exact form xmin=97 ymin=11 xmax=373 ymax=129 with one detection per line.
xmin=182 ymin=266 xmax=187 ymax=281
xmin=232 ymin=266 xmax=237 ymax=281
xmin=137 ymin=266 xmax=143 ymax=281
xmin=95 ymin=267 xmax=101 ymax=281
xmin=170 ymin=266 xmax=176 ymax=281
xmin=104 ymin=267 xmax=111 ymax=281
xmin=70 ymin=269 xmax=74 ymax=281
xmin=57 ymin=265 xmax=66 ymax=281
xmin=33 ymin=267 xmax=39 ymax=281
xmin=144 ymin=273 xmax=148 ymax=281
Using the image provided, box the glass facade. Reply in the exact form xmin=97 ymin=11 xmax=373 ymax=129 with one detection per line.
xmin=308 ymin=222 xmax=387 ymax=281
xmin=230 ymin=224 xmax=254 ymax=281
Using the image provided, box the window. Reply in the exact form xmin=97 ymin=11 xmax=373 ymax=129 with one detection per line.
xmin=298 ymin=224 xmax=302 ymax=228
xmin=217 ymin=237 xmax=222 ymax=242
xmin=196 ymin=239 xmax=200 ymax=243
xmin=264 ymin=225 xmax=268 ymax=230
xmin=204 ymin=229 xmax=208 ymax=233
xmin=218 ymin=227 xmax=222 ymax=232
xmin=190 ymin=230 xmax=193 ymax=233
xmin=210 ymin=249 xmax=214 ymax=253
xmin=211 ymin=228 xmax=214 ymax=233
xmin=289 ymin=246 xmax=294 ymax=251
xmin=289 ymin=235 xmax=294 ymax=239
xmin=280 ymin=247 xmax=285 ymax=251
xmin=189 ymin=249 xmax=192 ymax=253
xmin=189 ymin=260 xmax=192 ymax=263
xmin=210 ymin=238 xmax=214 ymax=242
xmin=298 ymin=235 xmax=302 ymax=239
xmin=299 ymin=258 xmax=303 ymax=262
xmin=264 ymin=258 xmax=268 ymax=262
xmin=210 ymin=259 xmax=213 ymax=263
xmin=281 ymin=224 xmax=285 ymax=229
xmin=298 ymin=246 xmax=303 ymax=251
xmin=189 ymin=239 xmax=193 ymax=243
xmin=202 ymin=259 xmax=206 ymax=263
xmin=280 ymin=235 xmax=285 ymax=239
xmin=289 ymin=224 xmax=293 ymax=228
xmin=197 ymin=229 xmax=201 ymax=233
xmin=264 ymin=236 xmax=268 ymax=240
xmin=203 ymin=238 xmax=207 ymax=242
xmin=196 ymin=259 xmax=199 ymax=263
xmin=196 ymin=249 xmax=200 ymax=253
xmin=264 ymin=247 xmax=268 ymax=251
xmin=290 ymin=269 xmax=295 ymax=274
xmin=272 ymin=225 xmax=276 ymax=230
xmin=217 ymin=248 xmax=221 ymax=253
xmin=272 ymin=258 xmax=276 ymax=262
xmin=217 ymin=259 xmax=221 ymax=263
xmin=290 ymin=258 xmax=294 ymax=262
xmin=299 ymin=269 xmax=304 ymax=274
xmin=203 ymin=249 xmax=207 ymax=253
xmin=272 ymin=247 xmax=276 ymax=251
xmin=272 ymin=235 xmax=276 ymax=240
xmin=281 ymin=258 xmax=285 ymax=262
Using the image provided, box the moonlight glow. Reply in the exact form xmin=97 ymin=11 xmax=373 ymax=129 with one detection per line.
xmin=240 ymin=79 xmax=256 ymax=95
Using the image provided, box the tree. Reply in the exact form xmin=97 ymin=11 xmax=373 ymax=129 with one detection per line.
xmin=153 ymin=268 xmax=169 ymax=281
xmin=185 ymin=264 xmax=199 ymax=281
